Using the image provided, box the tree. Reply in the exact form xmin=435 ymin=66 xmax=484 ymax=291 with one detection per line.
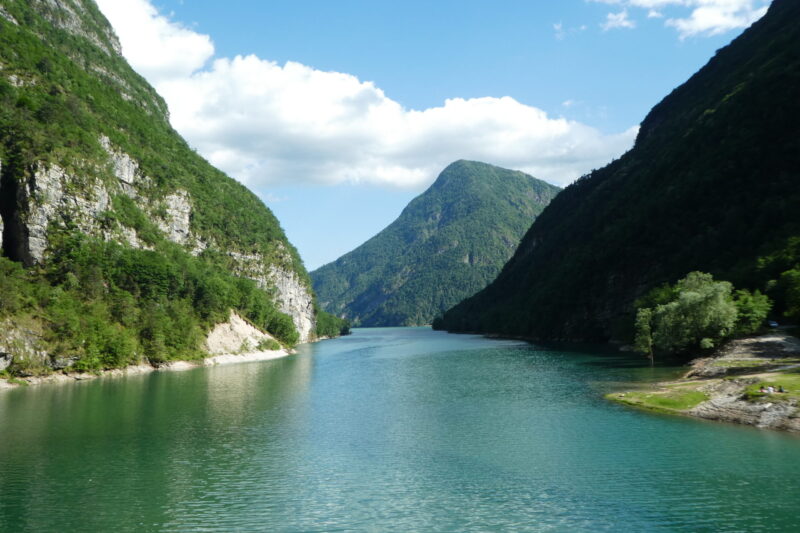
xmin=634 ymin=272 xmax=740 ymax=357
xmin=779 ymin=269 xmax=800 ymax=322
xmin=733 ymin=289 xmax=772 ymax=335
xmin=634 ymin=307 xmax=654 ymax=364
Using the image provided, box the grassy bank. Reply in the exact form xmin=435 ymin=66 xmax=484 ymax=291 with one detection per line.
xmin=607 ymin=331 xmax=800 ymax=430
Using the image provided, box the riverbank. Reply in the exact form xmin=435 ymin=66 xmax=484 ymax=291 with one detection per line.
xmin=608 ymin=331 xmax=800 ymax=432
xmin=0 ymin=348 xmax=293 ymax=390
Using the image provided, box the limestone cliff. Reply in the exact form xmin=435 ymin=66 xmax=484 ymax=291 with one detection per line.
xmin=0 ymin=133 xmax=318 ymax=343
xmin=0 ymin=0 xmax=322 ymax=377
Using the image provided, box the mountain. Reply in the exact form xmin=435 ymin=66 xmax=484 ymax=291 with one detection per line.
xmin=0 ymin=0 xmax=345 ymax=375
xmin=436 ymin=0 xmax=800 ymax=341
xmin=311 ymin=160 xmax=560 ymax=326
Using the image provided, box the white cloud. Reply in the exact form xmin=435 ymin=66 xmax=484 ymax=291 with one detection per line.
xmin=666 ymin=1 xmax=769 ymax=38
xmin=97 ymin=0 xmax=637 ymax=189
xmin=602 ymin=10 xmax=637 ymax=30
xmin=96 ymin=0 xmax=213 ymax=83
xmin=589 ymin=0 xmax=770 ymax=38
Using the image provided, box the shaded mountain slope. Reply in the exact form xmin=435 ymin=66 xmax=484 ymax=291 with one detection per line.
xmin=437 ymin=0 xmax=800 ymax=341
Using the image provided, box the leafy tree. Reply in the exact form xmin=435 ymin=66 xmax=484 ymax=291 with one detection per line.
xmin=314 ymin=310 xmax=351 ymax=338
xmin=634 ymin=307 xmax=654 ymax=363
xmin=634 ymin=272 xmax=772 ymax=358
xmin=779 ymin=269 xmax=800 ymax=322
xmin=733 ymin=289 xmax=772 ymax=335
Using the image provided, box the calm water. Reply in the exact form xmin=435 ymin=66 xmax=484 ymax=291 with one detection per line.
xmin=1 ymin=327 xmax=800 ymax=532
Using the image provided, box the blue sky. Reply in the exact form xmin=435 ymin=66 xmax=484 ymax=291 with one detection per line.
xmin=96 ymin=0 xmax=770 ymax=270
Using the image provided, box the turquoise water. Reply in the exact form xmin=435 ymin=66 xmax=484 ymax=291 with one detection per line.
xmin=1 ymin=327 xmax=799 ymax=532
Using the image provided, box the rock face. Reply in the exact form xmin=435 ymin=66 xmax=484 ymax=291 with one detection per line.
xmin=0 ymin=137 xmax=317 ymax=343
xmin=689 ymin=379 xmax=800 ymax=432
xmin=206 ymin=311 xmax=279 ymax=355
xmin=269 ymin=265 xmax=315 ymax=342
xmin=224 ymin=249 xmax=316 ymax=343
xmin=9 ymin=163 xmax=111 ymax=264
xmin=33 ymin=0 xmax=122 ymax=56
xmin=0 ymin=318 xmax=49 ymax=375
xmin=3 ymin=141 xmax=184 ymax=262
xmin=0 ymin=0 xmax=319 ymax=357
xmin=156 ymin=190 xmax=192 ymax=246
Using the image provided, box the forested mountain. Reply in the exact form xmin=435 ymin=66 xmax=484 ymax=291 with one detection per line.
xmin=0 ymin=0 xmax=345 ymax=376
xmin=311 ymin=161 xmax=560 ymax=326
xmin=436 ymin=0 xmax=800 ymax=341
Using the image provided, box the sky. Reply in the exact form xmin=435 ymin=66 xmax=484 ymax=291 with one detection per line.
xmin=94 ymin=0 xmax=770 ymax=270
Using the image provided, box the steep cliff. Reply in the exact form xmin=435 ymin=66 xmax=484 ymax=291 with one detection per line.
xmin=312 ymin=161 xmax=560 ymax=326
xmin=0 ymin=0 xmax=324 ymax=375
xmin=437 ymin=0 xmax=800 ymax=341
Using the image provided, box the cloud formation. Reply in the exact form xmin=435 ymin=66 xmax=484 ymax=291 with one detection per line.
xmin=97 ymin=0 xmax=636 ymax=189
xmin=602 ymin=10 xmax=636 ymax=30
xmin=590 ymin=0 xmax=769 ymax=38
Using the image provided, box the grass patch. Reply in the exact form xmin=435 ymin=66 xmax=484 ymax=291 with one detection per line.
xmin=608 ymin=387 xmax=709 ymax=413
xmin=743 ymin=373 xmax=800 ymax=401
xmin=256 ymin=338 xmax=281 ymax=351
xmin=711 ymin=359 xmax=773 ymax=368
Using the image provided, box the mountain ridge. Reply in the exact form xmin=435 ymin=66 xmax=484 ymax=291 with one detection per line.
xmin=312 ymin=160 xmax=560 ymax=326
xmin=0 ymin=0 xmax=346 ymax=376
xmin=437 ymin=0 xmax=800 ymax=341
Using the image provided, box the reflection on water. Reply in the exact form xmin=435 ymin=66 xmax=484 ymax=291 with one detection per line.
xmin=1 ymin=328 xmax=800 ymax=532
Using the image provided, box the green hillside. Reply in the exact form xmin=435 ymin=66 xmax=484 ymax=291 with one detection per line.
xmin=0 ymin=0 xmax=346 ymax=375
xmin=437 ymin=0 xmax=800 ymax=342
xmin=311 ymin=160 xmax=560 ymax=326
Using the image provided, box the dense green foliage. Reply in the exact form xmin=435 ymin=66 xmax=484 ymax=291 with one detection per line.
xmin=0 ymin=236 xmax=299 ymax=374
xmin=0 ymin=0 xmax=307 ymax=276
xmin=633 ymin=272 xmax=770 ymax=359
xmin=311 ymin=160 xmax=560 ymax=326
xmin=0 ymin=0 xmax=349 ymax=374
xmin=438 ymin=0 xmax=800 ymax=342
xmin=314 ymin=310 xmax=351 ymax=338
xmin=755 ymin=237 xmax=800 ymax=324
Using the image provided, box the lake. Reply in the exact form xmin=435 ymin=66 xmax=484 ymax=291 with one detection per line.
xmin=1 ymin=327 xmax=799 ymax=532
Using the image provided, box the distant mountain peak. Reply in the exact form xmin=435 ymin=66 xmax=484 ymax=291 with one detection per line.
xmin=311 ymin=161 xmax=560 ymax=327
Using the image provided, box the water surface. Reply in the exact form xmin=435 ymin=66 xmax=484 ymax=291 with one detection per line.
xmin=1 ymin=327 xmax=799 ymax=531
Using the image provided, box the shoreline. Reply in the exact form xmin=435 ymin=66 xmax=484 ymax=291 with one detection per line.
xmin=0 ymin=348 xmax=294 ymax=391
xmin=608 ymin=331 xmax=800 ymax=433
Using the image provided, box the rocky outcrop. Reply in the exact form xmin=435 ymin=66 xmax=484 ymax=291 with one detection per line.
xmin=156 ymin=190 xmax=192 ymax=246
xmin=33 ymin=0 xmax=122 ymax=56
xmin=686 ymin=332 xmax=800 ymax=378
xmin=611 ymin=332 xmax=800 ymax=433
xmin=0 ymin=137 xmax=316 ymax=343
xmin=0 ymin=318 xmax=49 ymax=375
xmin=2 ymin=138 xmax=197 ymax=261
xmin=689 ymin=378 xmax=800 ymax=432
xmin=225 ymin=248 xmax=316 ymax=343
xmin=269 ymin=265 xmax=315 ymax=342
xmin=11 ymin=163 xmax=111 ymax=263
xmin=0 ymin=6 xmax=17 ymax=26
xmin=206 ymin=311 xmax=280 ymax=356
